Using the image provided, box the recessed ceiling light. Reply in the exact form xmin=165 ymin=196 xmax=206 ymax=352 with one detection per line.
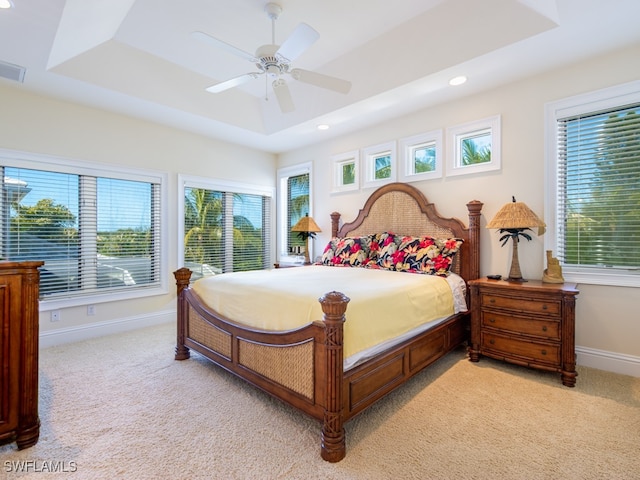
xmin=317 ymin=124 xmax=329 ymax=131
xmin=0 ymin=0 xmax=13 ymax=9
xmin=449 ymin=76 xmax=467 ymax=86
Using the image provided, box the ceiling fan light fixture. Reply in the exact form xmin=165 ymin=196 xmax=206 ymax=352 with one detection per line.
xmin=0 ymin=0 xmax=14 ymax=9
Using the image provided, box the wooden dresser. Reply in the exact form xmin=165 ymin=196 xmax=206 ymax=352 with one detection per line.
xmin=468 ymin=278 xmax=579 ymax=387
xmin=0 ymin=261 xmax=43 ymax=449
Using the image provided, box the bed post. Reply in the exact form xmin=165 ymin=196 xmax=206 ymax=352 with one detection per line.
xmin=466 ymin=200 xmax=483 ymax=281
xmin=318 ymin=291 xmax=350 ymax=463
xmin=330 ymin=212 xmax=341 ymax=238
xmin=174 ymin=268 xmax=193 ymax=361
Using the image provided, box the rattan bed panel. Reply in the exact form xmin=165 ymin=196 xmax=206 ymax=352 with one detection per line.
xmin=238 ymin=339 xmax=315 ymax=401
xmin=188 ymin=305 xmax=232 ymax=359
xmin=343 ymin=190 xmax=455 ymax=239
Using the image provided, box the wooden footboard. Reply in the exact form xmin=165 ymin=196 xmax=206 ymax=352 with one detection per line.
xmin=174 ymin=268 xmax=351 ymax=461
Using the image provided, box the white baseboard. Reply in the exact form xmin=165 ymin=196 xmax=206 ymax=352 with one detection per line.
xmin=576 ymin=346 xmax=640 ymax=378
xmin=39 ymin=309 xmax=175 ymax=348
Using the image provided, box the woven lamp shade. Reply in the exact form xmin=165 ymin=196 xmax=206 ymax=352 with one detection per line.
xmin=291 ymin=215 xmax=322 ymax=233
xmin=291 ymin=214 xmax=321 ymax=265
xmin=486 ymin=197 xmax=546 ymax=233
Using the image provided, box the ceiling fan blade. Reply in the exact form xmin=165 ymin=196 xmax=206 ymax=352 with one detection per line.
xmin=191 ymin=31 xmax=257 ymax=62
xmin=276 ymin=23 xmax=319 ymax=62
xmin=272 ymin=78 xmax=295 ymax=113
xmin=290 ymin=68 xmax=351 ymax=94
xmin=206 ymin=73 xmax=261 ymax=93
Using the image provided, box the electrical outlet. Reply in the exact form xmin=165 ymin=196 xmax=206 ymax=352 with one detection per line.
xmin=50 ymin=310 xmax=61 ymax=322
xmin=87 ymin=305 xmax=96 ymax=316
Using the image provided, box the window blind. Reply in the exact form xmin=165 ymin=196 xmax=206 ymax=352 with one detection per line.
xmin=1 ymin=166 xmax=162 ymax=298
xmin=557 ymin=103 xmax=640 ymax=269
xmin=183 ymin=187 xmax=271 ymax=277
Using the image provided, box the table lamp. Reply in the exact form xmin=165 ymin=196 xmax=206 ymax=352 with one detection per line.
xmin=291 ymin=214 xmax=321 ymax=265
xmin=486 ymin=196 xmax=546 ymax=281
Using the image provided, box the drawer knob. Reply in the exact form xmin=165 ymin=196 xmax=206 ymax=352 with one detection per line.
xmin=542 ymin=326 xmax=548 ymax=332
xmin=489 ymin=298 xmax=496 ymax=304
xmin=489 ymin=318 xmax=496 ymax=323
xmin=490 ymin=339 xmax=495 ymax=345
xmin=541 ymin=349 xmax=547 ymax=355
xmin=542 ymin=304 xmax=548 ymax=310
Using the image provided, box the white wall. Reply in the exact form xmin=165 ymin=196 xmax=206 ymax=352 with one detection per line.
xmin=277 ymin=44 xmax=640 ymax=376
xmin=0 ymin=85 xmax=276 ymax=344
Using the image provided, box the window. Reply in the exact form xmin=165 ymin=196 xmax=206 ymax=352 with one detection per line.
xmin=362 ymin=141 xmax=396 ymax=188
xmin=446 ymin=115 xmax=501 ymax=176
xmin=331 ymin=150 xmax=359 ymax=193
xmin=0 ymin=150 xmax=166 ymax=305
xmin=179 ymin=176 xmax=273 ymax=279
xmin=399 ymin=130 xmax=443 ymax=182
xmin=545 ymin=81 xmax=640 ymax=287
xmin=277 ymin=164 xmax=311 ymax=264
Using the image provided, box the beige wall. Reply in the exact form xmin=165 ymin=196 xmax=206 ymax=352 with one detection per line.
xmin=277 ymin=44 xmax=640 ymax=364
xmin=0 ymin=86 xmax=276 ymax=338
xmin=1 ymin=43 xmax=637 ymax=370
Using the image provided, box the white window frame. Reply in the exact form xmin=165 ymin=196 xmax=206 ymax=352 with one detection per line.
xmin=446 ymin=115 xmax=501 ymax=176
xmin=362 ymin=141 xmax=397 ymax=189
xmin=0 ymin=148 xmax=168 ymax=311
xmin=398 ymin=130 xmax=443 ymax=182
xmin=544 ymin=80 xmax=640 ymax=287
xmin=331 ymin=150 xmax=359 ymax=193
xmin=276 ymin=163 xmax=312 ymax=265
xmin=178 ymin=174 xmax=275 ymax=273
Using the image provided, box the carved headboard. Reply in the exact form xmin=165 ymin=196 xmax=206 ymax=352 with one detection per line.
xmin=330 ymin=182 xmax=482 ymax=282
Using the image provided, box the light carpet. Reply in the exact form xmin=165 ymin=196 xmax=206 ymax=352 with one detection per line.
xmin=1 ymin=322 xmax=639 ymax=479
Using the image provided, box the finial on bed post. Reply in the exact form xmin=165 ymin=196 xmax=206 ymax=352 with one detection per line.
xmin=174 ymin=268 xmax=193 ymax=361
xmin=330 ymin=212 xmax=341 ymax=238
xmin=318 ymin=291 xmax=350 ymax=462
xmin=466 ymin=200 xmax=483 ymax=281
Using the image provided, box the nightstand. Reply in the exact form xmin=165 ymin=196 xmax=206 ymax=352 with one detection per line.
xmin=468 ymin=278 xmax=579 ymax=387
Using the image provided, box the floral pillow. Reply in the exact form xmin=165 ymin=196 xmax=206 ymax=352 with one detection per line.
xmin=372 ymin=232 xmax=400 ymax=269
xmin=321 ymin=235 xmax=375 ymax=267
xmin=377 ymin=235 xmax=464 ymax=276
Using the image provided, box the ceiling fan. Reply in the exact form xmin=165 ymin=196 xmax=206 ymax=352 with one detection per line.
xmin=192 ymin=2 xmax=351 ymax=113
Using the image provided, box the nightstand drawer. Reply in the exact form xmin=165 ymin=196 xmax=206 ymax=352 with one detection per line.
xmin=481 ymin=331 xmax=560 ymax=365
xmin=481 ymin=312 xmax=560 ymax=340
xmin=481 ymin=293 xmax=560 ymax=316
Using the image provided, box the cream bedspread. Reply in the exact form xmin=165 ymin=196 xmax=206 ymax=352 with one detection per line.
xmin=191 ymin=265 xmax=458 ymax=361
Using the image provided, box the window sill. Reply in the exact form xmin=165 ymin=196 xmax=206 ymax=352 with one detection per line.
xmin=563 ymin=269 xmax=640 ymax=288
xmin=39 ymin=285 xmax=169 ymax=311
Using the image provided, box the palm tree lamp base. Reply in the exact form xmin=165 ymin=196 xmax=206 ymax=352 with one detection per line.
xmin=506 ymin=236 xmax=527 ymax=282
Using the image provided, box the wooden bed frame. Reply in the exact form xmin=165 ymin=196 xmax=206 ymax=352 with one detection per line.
xmin=174 ymin=182 xmax=483 ymax=462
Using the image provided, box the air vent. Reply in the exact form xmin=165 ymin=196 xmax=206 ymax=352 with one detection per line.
xmin=0 ymin=60 xmax=26 ymax=83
